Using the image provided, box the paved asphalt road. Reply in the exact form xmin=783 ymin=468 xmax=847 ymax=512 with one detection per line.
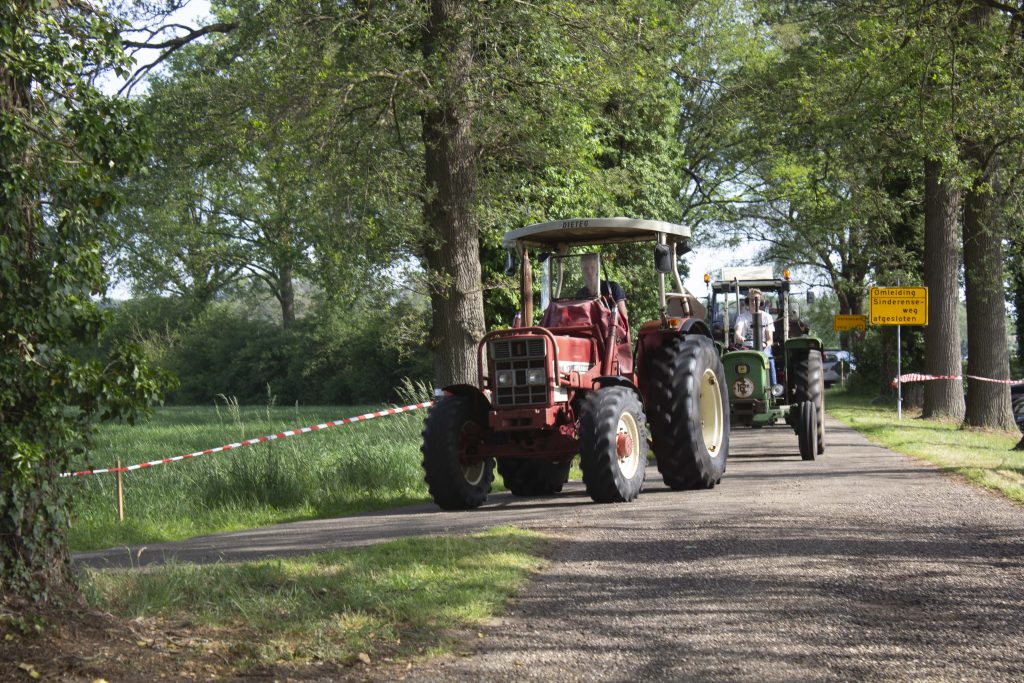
xmin=75 ymin=416 xmax=1024 ymax=681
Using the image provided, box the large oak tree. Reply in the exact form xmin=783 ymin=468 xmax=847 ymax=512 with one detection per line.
xmin=1 ymin=1 xmax=166 ymax=602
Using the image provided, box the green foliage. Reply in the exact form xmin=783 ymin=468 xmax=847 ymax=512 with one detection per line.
xmin=715 ymin=2 xmax=1024 ymax=423
xmin=112 ymin=2 xmax=425 ymax=324
xmin=802 ymin=291 xmax=840 ymax=350
xmin=102 ymin=288 xmax=433 ymax=405
xmin=114 ymin=1 xmax=744 ymax=342
xmin=717 ymin=2 xmax=928 ymax=311
xmin=0 ymin=1 xmax=170 ymax=601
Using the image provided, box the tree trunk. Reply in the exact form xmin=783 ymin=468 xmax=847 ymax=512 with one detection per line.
xmin=279 ymin=263 xmax=295 ymax=328
xmin=921 ymin=157 xmax=965 ymax=420
xmin=1 ymin=40 xmax=75 ymax=601
xmin=962 ymin=142 xmax=1015 ymax=430
xmin=420 ymin=0 xmax=486 ymax=387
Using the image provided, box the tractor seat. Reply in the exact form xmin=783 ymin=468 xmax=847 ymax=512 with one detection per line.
xmin=665 ymin=293 xmax=707 ymax=320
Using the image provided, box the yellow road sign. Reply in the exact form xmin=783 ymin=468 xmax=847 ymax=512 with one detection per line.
xmin=833 ymin=314 xmax=866 ymax=331
xmin=869 ymin=287 xmax=928 ymax=325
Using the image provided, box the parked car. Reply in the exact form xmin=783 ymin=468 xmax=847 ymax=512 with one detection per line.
xmin=822 ymin=350 xmax=856 ymax=388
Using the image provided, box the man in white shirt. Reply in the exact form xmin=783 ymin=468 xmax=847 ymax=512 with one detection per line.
xmin=734 ymin=288 xmax=777 ymax=385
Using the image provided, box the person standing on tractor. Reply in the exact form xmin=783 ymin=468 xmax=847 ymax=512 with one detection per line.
xmin=735 ymin=288 xmax=777 ymax=385
xmin=577 ymin=253 xmax=628 ymax=320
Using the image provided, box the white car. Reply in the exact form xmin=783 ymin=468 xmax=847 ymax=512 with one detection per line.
xmin=822 ymin=350 xmax=855 ymax=387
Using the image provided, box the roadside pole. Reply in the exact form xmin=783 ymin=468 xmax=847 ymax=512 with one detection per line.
xmin=116 ymin=457 xmax=125 ymax=522
xmin=897 ymin=324 xmax=902 ymax=420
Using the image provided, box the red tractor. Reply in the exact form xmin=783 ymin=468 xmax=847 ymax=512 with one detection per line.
xmin=422 ymin=218 xmax=730 ymax=509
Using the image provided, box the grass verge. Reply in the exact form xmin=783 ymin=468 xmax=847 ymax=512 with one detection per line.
xmin=827 ymin=389 xmax=1024 ymax=504
xmin=80 ymin=527 xmax=547 ymax=672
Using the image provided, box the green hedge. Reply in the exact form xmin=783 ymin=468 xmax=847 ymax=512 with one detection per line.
xmin=102 ymin=296 xmax=433 ymax=405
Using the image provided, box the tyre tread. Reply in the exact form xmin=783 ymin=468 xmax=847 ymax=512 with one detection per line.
xmin=497 ymin=458 xmax=570 ymax=496
xmin=578 ymin=387 xmax=647 ymax=503
xmin=421 ymin=396 xmax=493 ymax=510
xmin=647 ymin=335 xmax=729 ymax=490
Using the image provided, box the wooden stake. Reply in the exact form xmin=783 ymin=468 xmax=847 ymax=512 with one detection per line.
xmin=116 ymin=458 xmax=124 ymax=523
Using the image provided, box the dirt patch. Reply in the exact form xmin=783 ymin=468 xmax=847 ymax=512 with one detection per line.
xmin=2 ymin=597 xmax=219 ymax=681
xmin=0 ymin=597 xmax=382 ymax=682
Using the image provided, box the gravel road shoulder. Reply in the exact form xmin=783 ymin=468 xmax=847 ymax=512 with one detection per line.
xmin=393 ymin=417 xmax=1024 ymax=682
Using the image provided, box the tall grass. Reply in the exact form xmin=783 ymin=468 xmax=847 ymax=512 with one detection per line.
xmin=68 ymin=381 xmax=434 ymax=551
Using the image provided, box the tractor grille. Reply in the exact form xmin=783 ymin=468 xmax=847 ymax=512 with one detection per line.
xmin=490 ymin=338 xmax=548 ymax=407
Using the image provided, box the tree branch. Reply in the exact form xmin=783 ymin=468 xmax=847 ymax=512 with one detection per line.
xmin=122 ymin=22 xmax=238 ymax=50
xmin=119 ymin=22 xmax=238 ymax=95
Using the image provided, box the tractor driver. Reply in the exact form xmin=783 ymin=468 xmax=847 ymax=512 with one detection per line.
xmin=735 ymin=288 xmax=777 ymax=385
xmin=577 ymin=253 xmax=628 ymax=320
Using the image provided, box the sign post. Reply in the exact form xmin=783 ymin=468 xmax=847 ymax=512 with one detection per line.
xmin=869 ymin=286 xmax=928 ymax=420
xmin=897 ymin=325 xmax=902 ymax=420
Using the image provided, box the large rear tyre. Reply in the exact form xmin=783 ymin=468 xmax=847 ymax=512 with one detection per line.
xmin=648 ymin=335 xmax=729 ymax=490
xmin=578 ymin=387 xmax=648 ymax=503
xmin=497 ymin=458 xmax=570 ymax=496
xmin=798 ymin=400 xmax=817 ymax=461
xmin=421 ymin=395 xmax=493 ymax=510
xmin=791 ymin=349 xmax=825 ymax=455
xmin=817 ymin=373 xmax=826 ymax=455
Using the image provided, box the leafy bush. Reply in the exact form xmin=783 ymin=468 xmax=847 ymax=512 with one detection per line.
xmin=102 ymin=293 xmax=433 ymax=405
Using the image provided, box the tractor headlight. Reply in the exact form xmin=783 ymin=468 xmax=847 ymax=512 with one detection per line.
xmin=771 ymin=383 xmax=785 ymax=397
xmin=736 ymin=363 xmax=749 ymax=375
xmin=496 ymin=370 xmax=514 ymax=387
xmin=526 ymin=368 xmax=546 ymax=386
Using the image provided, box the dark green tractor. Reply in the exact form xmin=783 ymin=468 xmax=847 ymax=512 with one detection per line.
xmin=705 ymin=269 xmax=825 ymax=460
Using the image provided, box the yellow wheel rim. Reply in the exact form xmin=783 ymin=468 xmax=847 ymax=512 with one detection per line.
xmin=699 ymin=368 xmax=725 ymax=456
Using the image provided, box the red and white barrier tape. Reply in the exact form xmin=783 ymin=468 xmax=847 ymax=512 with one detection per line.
xmin=966 ymin=375 xmax=1024 ymax=385
xmin=61 ymin=401 xmax=434 ymax=478
xmin=891 ymin=373 xmax=1024 ymax=387
xmin=891 ymin=373 xmax=961 ymax=387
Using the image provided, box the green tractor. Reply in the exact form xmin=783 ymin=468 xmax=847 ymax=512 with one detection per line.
xmin=705 ymin=268 xmax=825 ymax=460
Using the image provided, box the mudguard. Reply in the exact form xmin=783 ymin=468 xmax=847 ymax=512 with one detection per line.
xmin=441 ymin=384 xmax=492 ymax=412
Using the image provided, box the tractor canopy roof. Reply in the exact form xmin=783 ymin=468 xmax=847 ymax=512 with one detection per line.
xmin=501 ymin=217 xmax=690 ymax=251
xmin=709 ymin=267 xmax=802 ymax=292
xmin=710 ymin=278 xmax=792 ymax=292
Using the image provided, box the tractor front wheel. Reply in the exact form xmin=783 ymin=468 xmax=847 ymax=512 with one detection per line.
xmin=578 ymin=387 xmax=648 ymax=503
xmin=497 ymin=458 xmax=570 ymax=496
xmin=648 ymin=335 xmax=729 ymax=490
xmin=791 ymin=349 xmax=825 ymax=455
xmin=421 ymin=395 xmax=494 ymax=510
xmin=798 ymin=400 xmax=817 ymax=461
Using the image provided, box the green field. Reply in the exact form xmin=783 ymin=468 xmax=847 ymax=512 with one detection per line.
xmin=826 ymin=390 xmax=1024 ymax=504
xmin=68 ymin=399 xmax=433 ymax=551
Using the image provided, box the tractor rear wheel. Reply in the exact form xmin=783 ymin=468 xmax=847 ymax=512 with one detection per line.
xmin=648 ymin=335 xmax=729 ymax=490
xmin=1012 ymin=392 xmax=1024 ymax=416
xmin=798 ymin=400 xmax=817 ymax=461
xmin=421 ymin=395 xmax=494 ymax=510
xmin=791 ymin=350 xmax=825 ymax=455
xmin=497 ymin=458 xmax=570 ymax=496
xmin=578 ymin=387 xmax=647 ymax=503
xmin=817 ymin=372 xmax=826 ymax=455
